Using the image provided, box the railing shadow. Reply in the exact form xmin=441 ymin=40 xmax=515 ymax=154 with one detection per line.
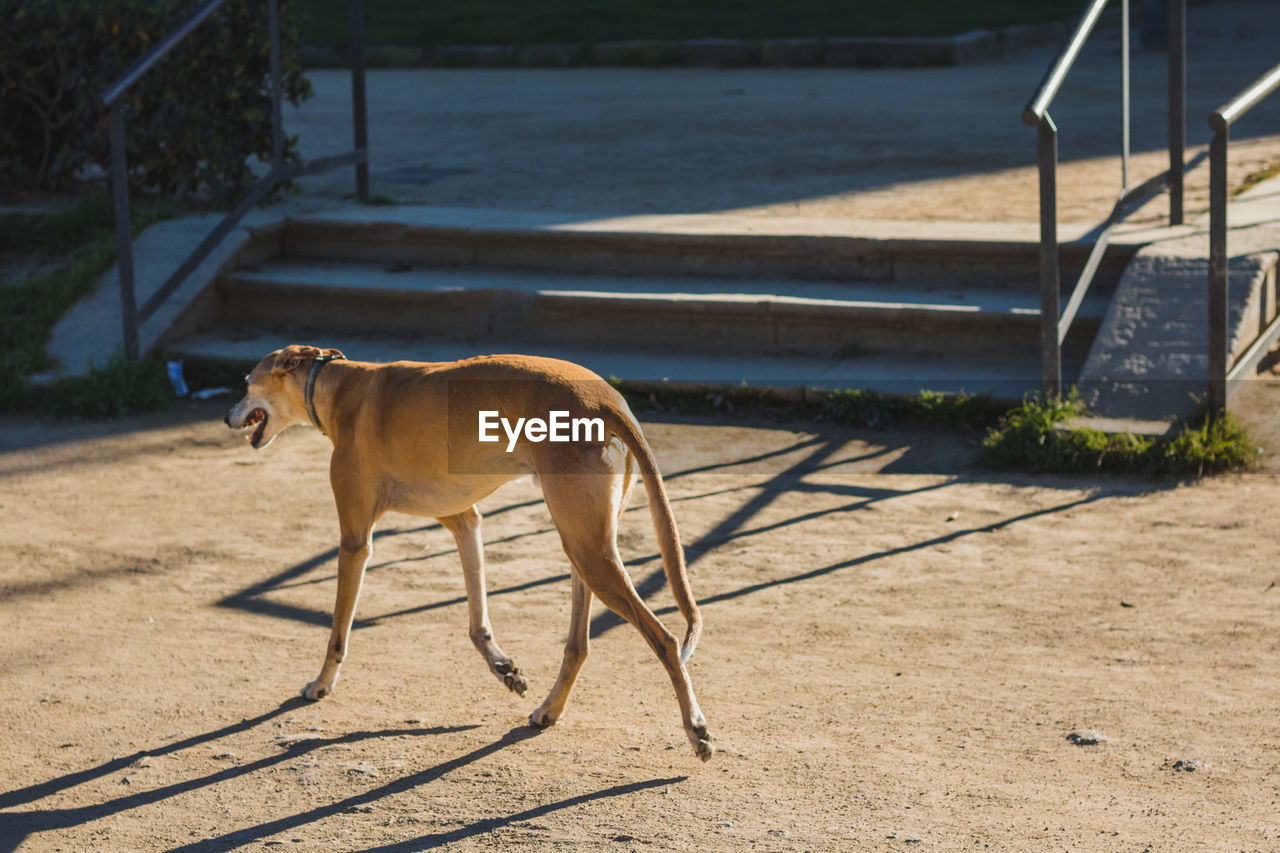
xmin=588 ymin=435 xmax=946 ymax=638
xmin=354 ymin=776 xmax=685 ymax=852
xmin=646 ymin=490 xmax=1108 ymax=616
xmin=215 ymin=496 xmax=548 ymax=629
xmin=213 ymin=434 xmax=857 ymax=628
xmin=212 ymin=428 xmax=1167 ymax=647
xmin=161 ymin=727 xmax=654 ymax=852
xmin=1 ymin=708 xmax=678 ymax=852
xmin=0 ymin=697 xmax=483 ymax=853
xmin=0 ymin=698 xmax=310 ymax=813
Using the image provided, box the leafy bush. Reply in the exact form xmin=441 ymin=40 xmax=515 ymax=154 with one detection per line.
xmin=0 ymin=0 xmax=311 ymax=201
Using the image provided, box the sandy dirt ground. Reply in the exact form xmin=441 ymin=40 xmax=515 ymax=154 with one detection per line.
xmin=1 ymin=364 xmax=1277 ymax=851
xmin=4 ymin=4 xmax=1280 ymax=846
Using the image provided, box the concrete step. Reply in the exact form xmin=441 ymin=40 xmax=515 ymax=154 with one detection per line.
xmin=163 ymin=327 xmax=1054 ymax=401
xmin=270 ymin=206 xmax=1135 ymax=294
xmin=153 ymin=206 xmax=1141 ymax=398
xmin=201 ymin=258 xmax=1107 ymax=361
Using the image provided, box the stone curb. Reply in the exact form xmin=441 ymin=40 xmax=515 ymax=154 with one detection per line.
xmin=298 ymin=21 xmax=1069 ymax=70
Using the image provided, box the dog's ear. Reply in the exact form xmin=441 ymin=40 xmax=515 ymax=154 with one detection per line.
xmin=276 ymin=345 xmax=322 ymax=374
xmin=322 ymin=347 xmax=345 ymax=360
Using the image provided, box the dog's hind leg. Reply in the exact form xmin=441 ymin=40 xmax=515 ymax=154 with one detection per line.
xmin=578 ymin=545 xmax=713 ymax=761
xmin=540 ymin=468 xmax=714 ymax=761
xmin=529 ymin=566 xmax=591 ymax=728
xmin=438 ymin=507 xmax=529 ymax=697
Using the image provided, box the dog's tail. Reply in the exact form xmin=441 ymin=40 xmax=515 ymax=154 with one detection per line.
xmin=602 ymin=404 xmax=702 ymax=666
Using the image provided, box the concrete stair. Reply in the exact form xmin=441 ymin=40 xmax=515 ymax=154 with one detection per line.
xmin=159 ymin=207 xmax=1134 ymax=398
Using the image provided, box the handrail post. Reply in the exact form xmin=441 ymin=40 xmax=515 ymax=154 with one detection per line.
xmin=1121 ymin=0 xmax=1130 ymax=189
xmin=1168 ymin=0 xmax=1186 ymax=225
xmin=108 ymin=102 xmax=140 ymax=361
xmin=350 ymin=0 xmax=369 ymax=201
xmin=1038 ymin=115 xmax=1062 ymax=399
xmin=1207 ymin=127 xmax=1229 ymax=416
xmin=268 ymin=0 xmax=283 ymax=171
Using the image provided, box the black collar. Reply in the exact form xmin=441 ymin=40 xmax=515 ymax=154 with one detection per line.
xmin=304 ymin=354 xmax=345 ymax=435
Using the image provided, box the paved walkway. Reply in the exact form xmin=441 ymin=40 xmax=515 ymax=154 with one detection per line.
xmin=280 ymin=0 xmax=1280 ymax=225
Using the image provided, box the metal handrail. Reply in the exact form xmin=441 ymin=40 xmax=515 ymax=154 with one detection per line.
xmin=98 ymin=0 xmax=369 ymax=360
xmin=1021 ymin=0 xmax=1187 ymax=398
xmin=1210 ymin=64 xmax=1280 ymax=132
xmin=1021 ymin=0 xmax=1110 ymax=126
xmin=1206 ymin=60 xmax=1280 ymax=414
xmin=95 ymin=0 xmax=229 ymax=110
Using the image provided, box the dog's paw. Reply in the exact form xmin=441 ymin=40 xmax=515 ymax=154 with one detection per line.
xmin=493 ymin=661 xmax=528 ymax=697
xmin=503 ymin=668 xmax=529 ymax=697
xmin=690 ymin=722 xmax=715 ymax=763
xmin=301 ymin=679 xmax=332 ymax=701
xmin=528 ymin=708 xmax=557 ymax=729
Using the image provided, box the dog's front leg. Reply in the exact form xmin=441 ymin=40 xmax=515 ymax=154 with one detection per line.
xmin=438 ymin=507 xmax=529 ymax=697
xmin=304 ymin=474 xmax=379 ymax=700
xmin=302 ymin=528 xmax=372 ymax=700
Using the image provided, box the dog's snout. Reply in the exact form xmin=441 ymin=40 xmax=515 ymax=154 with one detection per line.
xmin=224 ymin=409 xmax=234 ymax=428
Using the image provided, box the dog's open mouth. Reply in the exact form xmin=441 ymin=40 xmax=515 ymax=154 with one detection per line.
xmin=244 ymin=409 xmax=268 ymax=448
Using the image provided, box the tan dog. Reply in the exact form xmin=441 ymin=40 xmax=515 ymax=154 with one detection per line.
xmin=225 ymin=345 xmax=713 ymax=760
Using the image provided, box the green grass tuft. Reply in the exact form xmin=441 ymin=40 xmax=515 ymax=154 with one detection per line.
xmin=1 ymin=193 xmax=119 ymax=256
xmin=979 ymin=391 xmax=1260 ymax=475
xmin=619 ymin=382 xmax=808 ymax=419
xmin=1160 ymin=410 xmax=1261 ymax=476
xmin=822 ymin=388 xmax=1004 ymax=431
xmin=34 ymin=354 xmax=174 ymax=419
xmin=611 ymin=381 xmax=1005 ymax=431
xmin=1232 ymin=158 xmax=1280 ymax=198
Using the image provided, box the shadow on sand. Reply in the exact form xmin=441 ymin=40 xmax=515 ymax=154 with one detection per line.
xmin=0 ymin=701 xmax=681 ymax=851
xmin=213 ymin=421 xmax=1166 ymax=644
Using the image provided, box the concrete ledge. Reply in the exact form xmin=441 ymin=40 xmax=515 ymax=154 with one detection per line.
xmin=1056 ymin=416 xmax=1176 ymax=438
xmin=297 ymin=20 xmax=1069 ymax=69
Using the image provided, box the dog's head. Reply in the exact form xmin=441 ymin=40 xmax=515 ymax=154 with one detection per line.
xmin=224 ymin=345 xmax=345 ymax=449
